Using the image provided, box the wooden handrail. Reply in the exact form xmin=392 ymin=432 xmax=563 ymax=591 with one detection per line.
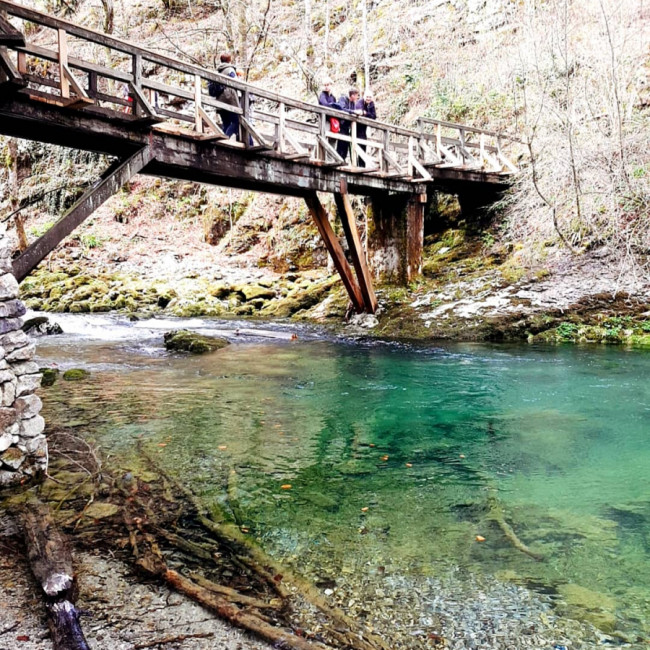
xmin=0 ymin=0 xmax=520 ymax=177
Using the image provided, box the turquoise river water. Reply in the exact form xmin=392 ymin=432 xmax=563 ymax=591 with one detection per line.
xmin=34 ymin=315 xmax=650 ymax=648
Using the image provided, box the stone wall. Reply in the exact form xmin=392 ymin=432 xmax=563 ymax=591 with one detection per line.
xmin=0 ymin=226 xmax=46 ymax=487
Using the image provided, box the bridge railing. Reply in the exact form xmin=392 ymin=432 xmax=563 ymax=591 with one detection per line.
xmin=0 ymin=0 xmax=519 ymax=180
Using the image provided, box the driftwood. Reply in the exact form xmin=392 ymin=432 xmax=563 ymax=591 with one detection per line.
xmin=487 ymin=492 xmax=545 ymax=562
xmin=138 ymin=446 xmax=391 ymax=650
xmin=21 ymin=499 xmax=90 ymax=650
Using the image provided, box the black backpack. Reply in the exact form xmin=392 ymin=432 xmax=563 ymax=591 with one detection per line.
xmin=208 ymin=79 xmax=225 ymax=98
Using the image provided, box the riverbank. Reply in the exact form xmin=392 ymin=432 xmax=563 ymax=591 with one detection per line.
xmin=17 ymin=215 xmax=650 ymax=347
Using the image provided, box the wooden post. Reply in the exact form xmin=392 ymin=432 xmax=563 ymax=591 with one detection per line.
xmin=317 ymin=112 xmax=327 ymax=162
xmin=13 ymin=147 xmax=153 ymax=282
xmin=334 ymin=178 xmax=378 ymax=313
xmin=459 ymin=128 xmax=466 ymax=166
xmin=381 ymin=128 xmax=390 ymax=173
xmin=367 ymin=191 xmax=425 ymax=285
xmin=88 ymin=70 xmax=98 ymax=98
xmin=242 ymin=89 xmax=250 ymax=147
xmin=132 ymin=53 xmax=142 ymax=117
xmin=350 ymin=121 xmax=358 ymax=167
xmin=304 ymin=192 xmax=365 ymax=313
xmin=194 ymin=74 xmax=203 ymax=134
xmin=278 ymin=101 xmax=286 ymax=153
xmin=57 ymin=28 xmax=69 ymax=98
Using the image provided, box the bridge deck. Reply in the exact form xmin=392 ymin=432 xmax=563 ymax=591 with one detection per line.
xmin=0 ymin=0 xmax=518 ymax=198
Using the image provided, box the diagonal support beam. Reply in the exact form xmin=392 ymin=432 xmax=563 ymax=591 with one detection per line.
xmin=334 ymin=178 xmax=378 ymax=314
xmin=13 ymin=146 xmax=153 ymax=282
xmin=304 ymin=192 xmax=365 ymax=314
xmin=0 ymin=45 xmax=25 ymax=88
xmin=0 ymin=14 xmax=25 ymax=46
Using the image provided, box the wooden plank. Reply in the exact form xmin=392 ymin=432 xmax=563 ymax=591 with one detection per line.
xmin=19 ymin=88 xmax=91 ymax=109
xmin=0 ymin=13 xmax=24 ymax=46
xmin=316 ymin=135 xmax=345 ymax=165
xmin=240 ymin=115 xmax=272 ymax=149
xmin=128 ymin=80 xmax=162 ymax=122
xmin=13 ymin=146 xmax=152 ymax=282
xmin=408 ymin=138 xmax=432 ymax=181
xmin=334 ymin=178 xmax=378 ymax=313
xmin=61 ymin=62 xmax=90 ymax=100
xmin=304 ymin=192 xmax=364 ymax=314
xmin=382 ymin=148 xmax=404 ymax=175
xmin=197 ymin=105 xmax=227 ymax=139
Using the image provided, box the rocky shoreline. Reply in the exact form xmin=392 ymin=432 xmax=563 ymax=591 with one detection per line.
xmin=18 ymin=228 xmax=650 ymax=348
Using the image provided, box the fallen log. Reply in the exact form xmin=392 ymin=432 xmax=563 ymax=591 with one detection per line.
xmin=22 ymin=499 xmax=90 ymax=650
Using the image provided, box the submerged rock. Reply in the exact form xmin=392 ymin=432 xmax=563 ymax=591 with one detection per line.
xmin=163 ymin=329 xmax=230 ymax=354
xmin=63 ymin=368 xmax=90 ymax=381
xmin=40 ymin=367 xmax=60 ymax=386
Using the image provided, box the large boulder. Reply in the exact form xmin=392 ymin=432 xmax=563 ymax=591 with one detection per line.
xmin=163 ymin=329 xmax=230 ymax=354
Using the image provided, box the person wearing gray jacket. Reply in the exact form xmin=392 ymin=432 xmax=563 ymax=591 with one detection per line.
xmin=215 ymin=53 xmax=241 ymax=138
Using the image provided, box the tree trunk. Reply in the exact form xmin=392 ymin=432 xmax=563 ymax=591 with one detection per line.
xmin=22 ymin=500 xmax=90 ymax=650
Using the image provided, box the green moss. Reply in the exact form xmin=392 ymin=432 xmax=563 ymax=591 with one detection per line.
xmin=63 ymin=368 xmax=90 ymax=381
xmin=40 ymin=367 xmax=60 ymax=387
xmin=163 ymin=329 xmax=230 ymax=354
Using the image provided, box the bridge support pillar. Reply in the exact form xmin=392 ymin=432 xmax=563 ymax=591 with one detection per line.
xmin=367 ymin=192 xmax=426 ymax=285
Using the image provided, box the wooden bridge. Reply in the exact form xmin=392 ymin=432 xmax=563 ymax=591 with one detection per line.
xmin=0 ymin=0 xmax=518 ymax=314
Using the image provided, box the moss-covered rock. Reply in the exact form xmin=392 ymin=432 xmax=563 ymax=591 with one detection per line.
xmin=236 ymin=285 xmax=277 ymax=301
xmin=259 ymin=276 xmax=338 ymax=318
xmin=163 ymin=329 xmax=230 ymax=354
xmin=63 ymin=368 xmax=90 ymax=381
xmin=207 ymin=283 xmax=231 ymax=299
xmin=40 ymin=367 xmax=60 ymax=387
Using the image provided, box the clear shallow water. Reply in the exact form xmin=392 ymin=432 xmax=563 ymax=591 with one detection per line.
xmin=34 ymin=314 xmax=650 ymax=646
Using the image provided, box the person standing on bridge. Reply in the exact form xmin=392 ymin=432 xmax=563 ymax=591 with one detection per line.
xmin=336 ymin=87 xmax=363 ymax=162
xmin=355 ymin=89 xmax=376 ymax=168
xmin=318 ymin=77 xmax=341 ymax=146
xmin=214 ymin=53 xmax=241 ymax=140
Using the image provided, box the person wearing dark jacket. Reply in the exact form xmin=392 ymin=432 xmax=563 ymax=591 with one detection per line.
xmin=355 ymin=90 xmax=376 ymax=167
xmin=336 ymin=87 xmax=362 ymax=161
xmin=216 ymin=53 xmax=240 ymax=139
xmin=318 ymin=77 xmax=340 ymax=147
xmin=318 ymin=78 xmax=339 ymax=112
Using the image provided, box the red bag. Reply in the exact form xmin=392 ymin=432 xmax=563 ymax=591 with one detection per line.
xmin=330 ymin=117 xmax=340 ymax=133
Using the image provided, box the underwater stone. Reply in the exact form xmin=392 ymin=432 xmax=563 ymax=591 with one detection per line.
xmin=40 ymin=368 xmax=59 ymax=387
xmin=62 ymin=368 xmax=90 ymax=381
